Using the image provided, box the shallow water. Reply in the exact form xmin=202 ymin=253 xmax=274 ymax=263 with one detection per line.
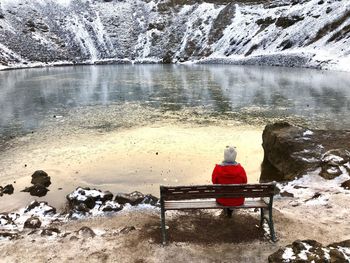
xmin=0 ymin=64 xmax=350 ymax=211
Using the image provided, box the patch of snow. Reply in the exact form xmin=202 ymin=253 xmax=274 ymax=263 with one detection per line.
xmin=322 ymin=154 xmax=344 ymax=163
xmin=282 ymin=247 xmax=296 ymax=261
xmin=303 ymin=130 xmax=314 ymax=136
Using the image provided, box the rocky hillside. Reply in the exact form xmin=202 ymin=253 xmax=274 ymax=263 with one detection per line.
xmin=0 ymin=0 xmax=350 ymax=70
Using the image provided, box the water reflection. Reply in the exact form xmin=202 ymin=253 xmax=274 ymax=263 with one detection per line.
xmin=0 ymin=64 xmax=349 ymax=140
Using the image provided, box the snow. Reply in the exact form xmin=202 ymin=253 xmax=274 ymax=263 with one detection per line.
xmin=282 ymin=247 xmax=296 ymax=261
xmin=303 ymin=130 xmax=314 ymax=136
xmin=322 ymin=154 xmax=344 ymax=163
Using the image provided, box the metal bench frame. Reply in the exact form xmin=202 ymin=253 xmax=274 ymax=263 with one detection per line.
xmin=160 ymin=183 xmax=277 ymax=244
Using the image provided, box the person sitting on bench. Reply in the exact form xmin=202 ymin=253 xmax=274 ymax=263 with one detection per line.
xmin=212 ymin=145 xmax=247 ymax=217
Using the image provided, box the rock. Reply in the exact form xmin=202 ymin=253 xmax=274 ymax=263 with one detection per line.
xmin=328 ymin=240 xmax=350 ymax=248
xmin=114 ymin=191 xmax=145 ymax=206
xmin=0 ymin=231 xmax=19 ymax=240
xmin=41 ymin=228 xmax=60 ymax=236
xmin=24 ymin=216 xmax=42 ymax=229
xmin=31 ymin=170 xmax=51 ymax=187
xmin=269 ymin=239 xmax=350 ymax=262
xmin=260 ymin=122 xmax=350 ymax=182
xmin=141 ymin=194 xmax=159 ymax=206
xmin=341 ymin=180 xmax=350 ymax=190
xmin=0 ymin=214 xmax=18 ymax=229
xmin=320 ymin=149 xmax=350 ymax=179
xmin=24 ymin=201 xmax=56 ymax=215
xmin=70 ymin=235 xmax=79 ymax=241
xmin=22 ymin=184 xmax=49 ymax=197
xmin=77 ymin=226 xmax=95 ymax=238
xmin=0 ymin=184 xmax=14 ymax=196
xmin=280 ymin=191 xmax=294 ymax=198
xmin=100 ymin=201 xmax=123 ymax=212
xmin=120 ymin=226 xmax=136 ymax=234
xmin=67 ymin=187 xmax=114 ymax=211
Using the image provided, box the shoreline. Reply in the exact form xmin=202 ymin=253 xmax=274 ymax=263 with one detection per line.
xmin=0 ymin=51 xmax=350 ymax=73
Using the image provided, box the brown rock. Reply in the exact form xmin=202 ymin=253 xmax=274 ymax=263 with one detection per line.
xmin=340 ymin=180 xmax=350 ymax=190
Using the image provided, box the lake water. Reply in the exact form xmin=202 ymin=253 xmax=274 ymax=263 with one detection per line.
xmin=0 ymin=64 xmax=349 ymax=211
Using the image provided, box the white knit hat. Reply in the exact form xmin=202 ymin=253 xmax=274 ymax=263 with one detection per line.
xmin=224 ymin=146 xmax=237 ymax=163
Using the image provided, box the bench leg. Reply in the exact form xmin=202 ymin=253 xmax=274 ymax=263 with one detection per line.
xmin=161 ymin=206 xmax=167 ymax=245
xmin=260 ymin=208 xmax=264 ymax=227
xmin=268 ymin=207 xmax=277 ymax=242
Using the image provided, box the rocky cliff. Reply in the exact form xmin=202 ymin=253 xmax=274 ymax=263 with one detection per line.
xmin=0 ymin=0 xmax=350 ymax=70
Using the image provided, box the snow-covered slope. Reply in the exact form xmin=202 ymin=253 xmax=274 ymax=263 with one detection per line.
xmin=0 ymin=0 xmax=349 ymax=71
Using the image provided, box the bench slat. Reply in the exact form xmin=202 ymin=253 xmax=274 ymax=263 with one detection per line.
xmin=164 ymin=199 xmax=268 ymax=210
xmin=160 ymin=183 xmax=275 ymax=200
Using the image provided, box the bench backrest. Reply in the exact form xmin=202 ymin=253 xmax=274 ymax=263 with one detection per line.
xmin=160 ymin=183 xmax=276 ymax=201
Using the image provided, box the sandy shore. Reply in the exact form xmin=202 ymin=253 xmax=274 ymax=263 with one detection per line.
xmin=0 ymin=124 xmax=263 ymax=211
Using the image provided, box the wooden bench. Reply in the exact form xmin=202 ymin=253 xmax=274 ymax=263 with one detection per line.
xmin=160 ymin=183 xmax=277 ymax=244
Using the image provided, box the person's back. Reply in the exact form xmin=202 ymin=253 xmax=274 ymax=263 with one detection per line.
xmin=212 ymin=146 xmax=247 ymax=206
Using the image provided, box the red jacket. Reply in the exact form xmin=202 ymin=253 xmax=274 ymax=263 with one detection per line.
xmin=212 ymin=163 xmax=247 ymax=206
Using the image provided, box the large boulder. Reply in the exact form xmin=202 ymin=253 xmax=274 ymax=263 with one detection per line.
xmin=260 ymin=122 xmax=350 ymax=182
xmin=31 ymin=170 xmax=51 ymax=187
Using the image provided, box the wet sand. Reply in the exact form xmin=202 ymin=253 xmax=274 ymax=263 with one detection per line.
xmin=0 ymin=124 xmax=263 ymax=211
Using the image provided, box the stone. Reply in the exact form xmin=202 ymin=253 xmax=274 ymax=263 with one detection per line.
xmin=114 ymin=191 xmax=145 ymax=206
xmin=24 ymin=216 xmax=42 ymax=229
xmin=100 ymin=201 xmax=123 ymax=212
xmin=260 ymin=122 xmax=350 ymax=182
xmin=31 ymin=170 xmax=51 ymax=187
xmin=0 ymin=232 xmax=19 ymax=240
xmin=280 ymin=191 xmax=294 ymax=197
xmin=269 ymin=239 xmax=350 ymax=262
xmin=319 ymin=149 xmax=350 ymax=179
xmin=66 ymin=187 xmax=114 ymax=211
xmin=22 ymin=184 xmax=49 ymax=197
xmin=340 ymin=180 xmax=350 ymax=190
xmin=24 ymin=201 xmax=56 ymax=215
xmin=120 ymin=226 xmax=136 ymax=234
xmin=141 ymin=194 xmax=159 ymax=206
xmin=77 ymin=226 xmax=95 ymax=238
xmin=2 ymin=184 xmax=14 ymax=195
xmin=41 ymin=228 xmax=60 ymax=236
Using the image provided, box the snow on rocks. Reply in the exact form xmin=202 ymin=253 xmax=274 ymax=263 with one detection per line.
xmin=268 ymin=239 xmax=350 ymax=263
xmin=0 ymin=188 xmax=159 ymax=241
xmin=67 ymin=188 xmax=159 ymax=219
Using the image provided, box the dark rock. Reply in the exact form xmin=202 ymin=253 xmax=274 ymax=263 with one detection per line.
xmin=31 ymin=170 xmax=51 ymax=187
xmin=114 ymin=191 xmax=145 ymax=206
xmin=0 ymin=232 xmax=19 ymax=240
xmin=329 ymin=248 xmax=347 ymax=262
xmin=275 ymin=15 xmax=304 ymax=28
xmin=77 ymin=226 xmax=95 ymax=238
xmin=41 ymin=228 xmax=60 ymax=236
xmin=66 ymin=187 xmax=114 ymax=212
xmin=100 ymin=201 xmax=123 ymax=212
xmin=3 ymin=184 xmax=14 ymax=194
xmin=341 ymin=180 xmax=350 ymax=190
xmin=268 ymin=248 xmax=285 ymax=263
xmin=304 ymin=192 xmax=322 ymax=202
xmin=320 ymin=149 xmax=350 ymax=179
xmin=24 ymin=216 xmax=42 ymax=229
xmin=328 ymin=239 xmax=350 ymax=248
xmin=24 ymin=201 xmax=56 ymax=215
xmin=120 ymin=226 xmax=136 ymax=234
xmin=141 ymin=194 xmax=159 ymax=206
xmin=22 ymin=184 xmax=49 ymax=197
xmin=0 ymin=184 xmax=14 ymax=196
xmin=70 ymin=235 xmax=79 ymax=241
xmin=280 ymin=191 xmax=294 ymax=198
xmin=260 ymin=122 xmax=350 ymax=182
